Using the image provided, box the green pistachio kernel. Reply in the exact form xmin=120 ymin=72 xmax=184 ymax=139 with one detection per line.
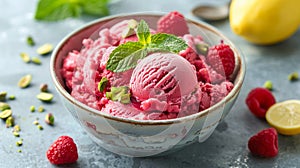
xmin=263 ymin=80 xmax=273 ymax=90
xmin=288 ymin=72 xmax=299 ymax=81
xmin=106 ymin=86 xmax=130 ymax=104
xmin=121 ymin=27 xmax=136 ymax=38
xmin=26 ymin=36 xmax=35 ymax=46
xmin=0 ymin=91 xmax=7 ymax=101
xmin=36 ymin=92 xmax=53 ymax=102
xmin=195 ymin=43 xmax=209 ymax=56
xmin=13 ymin=125 xmax=21 ymax=132
xmin=8 ymin=95 xmax=15 ymax=100
xmin=45 ymin=113 xmax=54 ymax=125
xmin=18 ymin=74 xmax=32 ymax=88
xmin=31 ymin=57 xmax=42 ymax=65
xmin=33 ymin=120 xmax=39 ymax=125
xmin=37 ymin=124 xmax=43 ymax=130
xmin=38 ymin=106 xmax=44 ymax=112
xmin=121 ymin=19 xmax=138 ymax=38
xmin=13 ymin=131 xmax=20 ymax=137
xmin=16 ymin=140 xmax=23 ymax=146
xmin=120 ymin=93 xmax=131 ymax=104
xmin=17 ymin=149 xmax=22 ymax=153
xmin=36 ymin=43 xmax=53 ymax=55
xmin=20 ymin=52 xmax=31 ymax=63
xmin=98 ymin=77 xmax=108 ymax=92
xmin=0 ymin=109 xmax=12 ymax=119
xmin=30 ymin=105 xmax=35 ymax=112
xmin=0 ymin=102 xmax=10 ymax=111
xmin=6 ymin=116 xmax=14 ymax=128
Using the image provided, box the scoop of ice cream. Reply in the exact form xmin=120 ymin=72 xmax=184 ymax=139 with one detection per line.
xmin=157 ymin=11 xmax=189 ymax=36
xmin=130 ymin=52 xmax=198 ymax=103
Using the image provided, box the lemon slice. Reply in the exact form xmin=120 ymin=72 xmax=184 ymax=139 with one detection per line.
xmin=266 ymin=100 xmax=300 ymax=135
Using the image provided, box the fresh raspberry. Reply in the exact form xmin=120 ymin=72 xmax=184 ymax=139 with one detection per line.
xmin=246 ymin=87 xmax=276 ymax=118
xmin=157 ymin=11 xmax=189 ymax=36
xmin=248 ymin=128 xmax=278 ymax=157
xmin=206 ymin=43 xmax=235 ymax=78
xmin=46 ymin=136 xmax=78 ymax=165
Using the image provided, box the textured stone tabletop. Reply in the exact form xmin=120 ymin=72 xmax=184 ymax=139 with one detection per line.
xmin=1 ymin=0 xmax=300 ymax=167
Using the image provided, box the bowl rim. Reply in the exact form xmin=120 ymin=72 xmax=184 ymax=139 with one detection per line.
xmin=50 ymin=12 xmax=246 ymax=125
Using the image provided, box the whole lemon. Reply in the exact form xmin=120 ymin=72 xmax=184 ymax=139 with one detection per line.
xmin=229 ymin=0 xmax=300 ymax=45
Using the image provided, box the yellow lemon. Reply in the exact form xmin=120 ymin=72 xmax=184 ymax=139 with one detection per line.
xmin=266 ymin=100 xmax=300 ymax=135
xmin=229 ymin=0 xmax=300 ymax=45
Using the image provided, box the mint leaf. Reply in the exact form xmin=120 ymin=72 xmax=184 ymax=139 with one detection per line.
xmin=137 ymin=20 xmax=151 ymax=45
xmin=114 ymin=48 xmax=148 ymax=72
xmin=107 ymin=20 xmax=189 ymax=72
xmin=34 ymin=0 xmax=110 ymax=21
xmin=150 ymin=33 xmax=188 ymax=53
xmin=82 ymin=0 xmax=110 ymax=16
xmin=106 ymin=42 xmax=145 ymax=72
xmin=35 ymin=0 xmax=82 ymax=21
xmin=98 ymin=77 xmax=108 ymax=92
xmin=106 ymin=86 xmax=131 ymax=104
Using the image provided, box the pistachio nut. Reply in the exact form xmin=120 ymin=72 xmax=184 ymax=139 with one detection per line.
xmin=20 ymin=53 xmax=31 ymax=63
xmin=45 ymin=113 xmax=54 ymax=125
xmin=31 ymin=57 xmax=42 ymax=65
xmin=18 ymin=74 xmax=32 ymax=88
xmin=36 ymin=92 xmax=53 ymax=102
xmin=0 ymin=102 xmax=10 ymax=111
xmin=36 ymin=43 xmax=53 ymax=55
xmin=40 ymin=84 xmax=48 ymax=92
xmin=195 ymin=43 xmax=209 ymax=56
xmin=0 ymin=109 xmax=12 ymax=119
xmin=0 ymin=91 xmax=7 ymax=101
xmin=6 ymin=116 xmax=14 ymax=128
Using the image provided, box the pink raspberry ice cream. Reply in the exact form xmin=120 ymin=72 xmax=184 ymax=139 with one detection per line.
xmin=61 ymin=11 xmax=236 ymax=120
xmin=130 ymin=53 xmax=200 ymax=116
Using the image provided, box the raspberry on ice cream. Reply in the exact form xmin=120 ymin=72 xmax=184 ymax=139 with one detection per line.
xmin=207 ymin=43 xmax=235 ymax=78
xmin=157 ymin=11 xmax=189 ymax=36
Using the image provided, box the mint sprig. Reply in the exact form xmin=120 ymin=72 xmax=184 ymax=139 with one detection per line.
xmin=34 ymin=0 xmax=110 ymax=21
xmin=106 ymin=42 xmax=145 ymax=72
xmin=106 ymin=20 xmax=188 ymax=72
xmin=137 ymin=20 xmax=151 ymax=45
xmin=150 ymin=33 xmax=188 ymax=53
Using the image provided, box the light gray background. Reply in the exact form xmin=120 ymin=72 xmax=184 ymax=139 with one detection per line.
xmin=1 ymin=0 xmax=300 ymax=167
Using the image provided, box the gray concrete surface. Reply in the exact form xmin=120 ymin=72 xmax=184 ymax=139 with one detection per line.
xmin=1 ymin=0 xmax=300 ymax=167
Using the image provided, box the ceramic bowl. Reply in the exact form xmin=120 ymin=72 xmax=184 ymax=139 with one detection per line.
xmin=50 ymin=13 xmax=245 ymax=157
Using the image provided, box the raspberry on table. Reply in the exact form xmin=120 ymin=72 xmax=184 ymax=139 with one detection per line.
xmin=206 ymin=43 xmax=235 ymax=78
xmin=248 ymin=128 xmax=278 ymax=157
xmin=246 ymin=87 xmax=276 ymax=118
xmin=46 ymin=136 xmax=78 ymax=165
